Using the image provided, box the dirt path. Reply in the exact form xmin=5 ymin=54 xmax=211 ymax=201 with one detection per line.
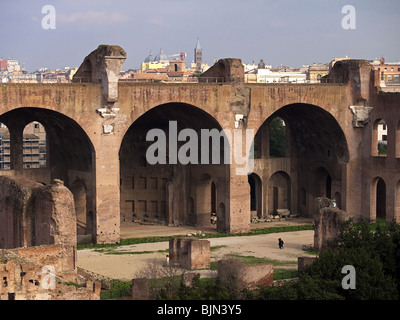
xmin=77 ymin=221 xmax=315 ymax=281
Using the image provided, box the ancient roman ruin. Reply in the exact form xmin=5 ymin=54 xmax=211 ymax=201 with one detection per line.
xmin=1 ymin=45 xmax=400 ymax=299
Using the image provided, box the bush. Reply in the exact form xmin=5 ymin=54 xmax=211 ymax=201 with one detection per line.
xmin=259 ymin=219 xmax=400 ymax=300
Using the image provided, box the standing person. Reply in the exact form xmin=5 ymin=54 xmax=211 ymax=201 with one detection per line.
xmin=278 ymin=238 xmax=284 ymax=249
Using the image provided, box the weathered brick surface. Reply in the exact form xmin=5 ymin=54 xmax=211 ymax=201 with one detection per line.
xmin=314 ymin=197 xmax=349 ymax=251
xmin=131 ymin=278 xmax=149 ymax=300
xmin=169 ymin=238 xmax=210 ymax=270
xmin=0 ymin=176 xmax=76 ymax=250
xmin=0 ymin=176 xmax=99 ymax=300
xmin=217 ymin=258 xmax=274 ymax=290
xmin=0 ymin=245 xmax=100 ymax=300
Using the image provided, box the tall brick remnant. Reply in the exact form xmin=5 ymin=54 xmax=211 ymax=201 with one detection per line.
xmin=199 ymin=58 xmax=244 ymax=83
xmin=325 ymin=59 xmax=374 ymax=128
xmin=313 ymin=197 xmax=349 ymax=251
xmin=169 ymin=238 xmax=210 ymax=270
xmin=72 ymin=44 xmax=126 ymax=117
xmin=0 ymin=176 xmax=100 ymax=300
xmin=0 ymin=176 xmax=76 ymax=249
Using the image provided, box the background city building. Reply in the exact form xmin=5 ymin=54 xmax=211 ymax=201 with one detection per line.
xmin=0 ymin=122 xmax=46 ymax=169
xmin=371 ymin=57 xmax=400 ymax=87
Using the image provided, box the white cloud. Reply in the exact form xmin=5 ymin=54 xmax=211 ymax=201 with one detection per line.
xmin=57 ymin=10 xmax=129 ymax=25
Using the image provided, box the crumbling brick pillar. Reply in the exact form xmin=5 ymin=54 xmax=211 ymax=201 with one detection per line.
xmin=314 ymin=197 xmax=349 ymax=251
xmin=93 ymin=146 xmax=120 ymax=244
xmin=0 ymin=176 xmax=77 ymax=251
xmin=228 ymin=173 xmax=251 ymax=233
xmin=8 ymin=124 xmax=25 ymax=172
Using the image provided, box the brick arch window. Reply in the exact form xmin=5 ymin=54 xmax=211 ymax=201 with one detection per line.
xmin=371 ymin=177 xmax=387 ymax=222
xmin=372 ymin=118 xmax=387 ymax=157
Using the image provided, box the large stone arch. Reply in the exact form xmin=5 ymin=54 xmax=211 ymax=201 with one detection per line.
xmin=0 ymin=107 xmax=96 ymax=238
xmin=119 ymin=102 xmax=230 ymax=231
xmin=254 ymin=103 xmax=349 ymax=162
xmin=252 ymin=103 xmax=350 ymax=218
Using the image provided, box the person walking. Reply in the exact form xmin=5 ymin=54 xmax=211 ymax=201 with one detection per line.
xmin=278 ymin=238 xmax=284 ymax=249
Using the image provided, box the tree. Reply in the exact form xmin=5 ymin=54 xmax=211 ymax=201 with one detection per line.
xmin=269 ymin=117 xmax=286 ymax=158
xmin=260 ymin=219 xmax=400 ymax=300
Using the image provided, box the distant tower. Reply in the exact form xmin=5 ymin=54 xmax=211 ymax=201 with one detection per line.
xmin=194 ymin=38 xmax=202 ymax=71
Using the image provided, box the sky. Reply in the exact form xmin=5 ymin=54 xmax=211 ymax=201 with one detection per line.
xmin=1 ymin=0 xmax=400 ymax=72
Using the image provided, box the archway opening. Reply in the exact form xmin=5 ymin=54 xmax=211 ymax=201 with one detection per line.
xmin=313 ymin=167 xmax=332 ymax=199
xmin=376 ymin=178 xmax=386 ymax=220
xmin=248 ymin=173 xmax=262 ymax=219
xmin=119 ymin=103 xmax=229 ymax=231
xmin=0 ymin=107 xmax=96 ymax=240
xmin=269 ymin=117 xmax=286 ymax=158
xmin=268 ymin=171 xmax=291 ymax=216
xmin=253 ymin=103 xmax=349 ymax=217
xmin=372 ymin=119 xmax=388 ymax=157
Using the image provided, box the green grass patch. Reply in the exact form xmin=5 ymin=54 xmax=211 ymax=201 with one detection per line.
xmin=226 ymin=253 xmax=296 ymax=267
xmin=303 ymin=249 xmax=319 ymax=256
xmin=210 ymin=261 xmax=218 ymax=270
xmin=210 ymin=245 xmax=226 ymax=252
xmin=273 ymin=268 xmax=298 ymax=280
xmin=100 ymin=280 xmax=131 ymax=300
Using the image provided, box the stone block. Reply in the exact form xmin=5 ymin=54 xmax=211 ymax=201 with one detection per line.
xmin=169 ymin=238 xmax=210 ymax=270
xmin=298 ymin=256 xmax=317 ymax=273
xmin=217 ymin=259 xmax=274 ymax=290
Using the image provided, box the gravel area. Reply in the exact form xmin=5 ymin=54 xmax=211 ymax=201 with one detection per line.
xmin=77 ymin=221 xmax=315 ymax=281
